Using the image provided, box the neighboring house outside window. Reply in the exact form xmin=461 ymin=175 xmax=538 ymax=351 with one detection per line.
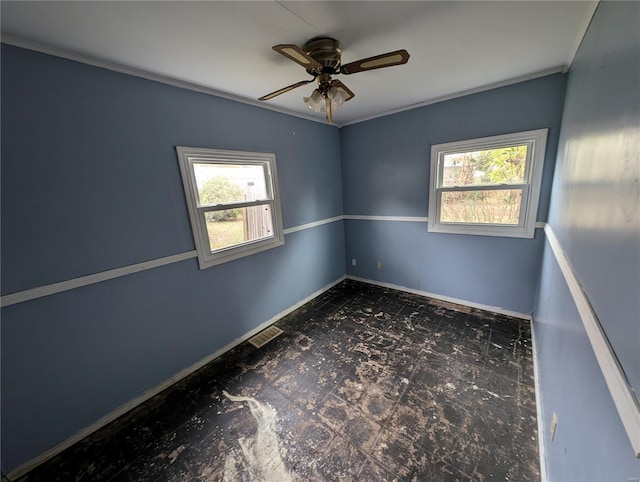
xmin=428 ymin=129 xmax=548 ymax=238
xmin=176 ymin=147 xmax=284 ymax=269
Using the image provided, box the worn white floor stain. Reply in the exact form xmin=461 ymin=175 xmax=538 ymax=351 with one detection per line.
xmin=167 ymin=445 xmax=185 ymax=464
xmin=222 ymin=391 xmax=293 ymax=482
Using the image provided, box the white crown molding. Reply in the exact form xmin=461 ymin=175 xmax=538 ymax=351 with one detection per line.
xmin=0 ymin=34 xmax=335 ymax=127
xmin=566 ymin=1 xmax=600 ymax=69
xmin=2 ymin=34 xmax=568 ymax=130
xmin=340 ymin=66 xmax=567 ymax=127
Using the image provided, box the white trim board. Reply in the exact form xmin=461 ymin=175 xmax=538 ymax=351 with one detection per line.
xmin=0 ymin=216 xmax=545 ymax=308
xmin=0 ymin=251 xmax=198 ymax=308
xmin=343 ymin=215 xmax=546 ymax=229
xmin=543 ymin=224 xmax=640 ymax=458
xmin=5 ymin=275 xmax=347 ymax=481
xmin=283 ymin=215 xmax=343 ymax=235
xmin=346 ymin=275 xmax=532 ymax=321
xmin=344 ymin=215 xmax=429 ymax=223
xmin=0 ymin=215 xmax=344 ymax=308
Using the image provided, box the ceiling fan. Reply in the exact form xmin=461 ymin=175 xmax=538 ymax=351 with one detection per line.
xmin=259 ymin=37 xmax=410 ymax=123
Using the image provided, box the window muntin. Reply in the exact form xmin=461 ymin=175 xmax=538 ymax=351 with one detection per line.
xmin=176 ymin=147 xmax=284 ymax=269
xmin=428 ymin=129 xmax=547 ymax=238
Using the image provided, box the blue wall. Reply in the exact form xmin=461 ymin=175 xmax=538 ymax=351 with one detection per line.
xmin=0 ymin=45 xmax=345 ymax=473
xmin=4 ymin=5 xmax=637 ymax=476
xmin=341 ymin=74 xmax=567 ymax=314
xmin=533 ymin=1 xmax=640 ymax=479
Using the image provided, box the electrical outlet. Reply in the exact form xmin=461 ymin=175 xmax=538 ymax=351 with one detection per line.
xmin=351 ymin=258 xmax=357 ymax=266
xmin=376 ymin=261 xmax=382 ymax=270
xmin=550 ymin=412 xmax=557 ymax=441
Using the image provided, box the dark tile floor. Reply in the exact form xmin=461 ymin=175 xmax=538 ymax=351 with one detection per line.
xmin=16 ymin=280 xmax=539 ymax=482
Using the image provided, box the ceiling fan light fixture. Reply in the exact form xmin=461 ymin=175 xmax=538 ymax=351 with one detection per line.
xmin=327 ymin=86 xmax=346 ymax=107
xmin=263 ymin=37 xmax=409 ymax=124
xmin=303 ymin=89 xmax=325 ymax=113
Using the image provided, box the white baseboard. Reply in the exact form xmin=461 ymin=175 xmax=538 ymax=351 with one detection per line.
xmin=5 ymin=275 xmax=346 ymax=481
xmin=346 ymin=275 xmax=532 ymax=320
xmin=529 ymin=316 xmax=548 ymax=482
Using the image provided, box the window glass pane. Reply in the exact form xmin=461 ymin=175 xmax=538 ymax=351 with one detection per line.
xmin=440 ymin=189 xmax=522 ymax=225
xmin=194 ymin=163 xmax=268 ymax=205
xmin=442 ymin=145 xmax=527 ymax=187
xmin=205 ymin=204 xmax=274 ymax=252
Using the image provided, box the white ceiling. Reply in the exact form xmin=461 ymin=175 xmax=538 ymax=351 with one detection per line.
xmin=1 ymin=1 xmax=597 ymax=126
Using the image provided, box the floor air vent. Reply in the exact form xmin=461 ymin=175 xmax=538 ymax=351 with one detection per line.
xmin=248 ymin=325 xmax=284 ymax=348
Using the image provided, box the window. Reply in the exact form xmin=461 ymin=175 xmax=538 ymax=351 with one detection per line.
xmin=428 ymin=129 xmax=548 ymax=238
xmin=176 ymin=147 xmax=284 ymax=268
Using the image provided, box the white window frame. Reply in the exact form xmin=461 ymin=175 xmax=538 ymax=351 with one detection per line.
xmin=428 ymin=128 xmax=548 ymax=238
xmin=176 ymin=147 xmax=284 ymax=269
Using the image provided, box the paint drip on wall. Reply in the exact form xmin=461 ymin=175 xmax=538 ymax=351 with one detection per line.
xmin=222 ymin=391 xmax=293 ymax=482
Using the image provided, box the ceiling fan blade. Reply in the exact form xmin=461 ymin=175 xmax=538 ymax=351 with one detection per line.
xmin=330 ymin=79 xmax=355 ymax=102
xmin=272 ymin=44 xmax=322 ymax=72
xmin=259 ymin=78 xmax=316 ymax=101
xmin=340 ymin=49 xmax=410 ymax=75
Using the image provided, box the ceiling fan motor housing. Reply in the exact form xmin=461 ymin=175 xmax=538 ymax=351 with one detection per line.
xmin=303 ymin=37 xmax=342 ymax=75
xmin=260 ymin=36 xmax=408 ymax=109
